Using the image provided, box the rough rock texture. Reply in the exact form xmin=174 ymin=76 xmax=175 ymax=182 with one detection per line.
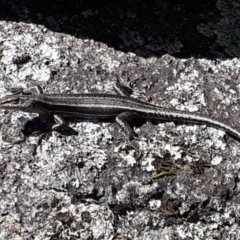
xmin=0 ymin=1 xmax=240 ymax=240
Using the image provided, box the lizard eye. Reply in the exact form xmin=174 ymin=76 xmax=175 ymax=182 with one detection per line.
xmin=12 ymin=98 xmax=20 ymax=104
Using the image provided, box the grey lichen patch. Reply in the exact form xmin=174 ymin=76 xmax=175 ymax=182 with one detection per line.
xmin=116 ymin=180 xmax=159 ymax=204
xmin=53 ymin=203 xmax=115 ymax=240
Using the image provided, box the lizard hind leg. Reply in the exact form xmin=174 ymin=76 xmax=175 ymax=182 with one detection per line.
xmin=115 ymin=111 xmax=142 ymax=159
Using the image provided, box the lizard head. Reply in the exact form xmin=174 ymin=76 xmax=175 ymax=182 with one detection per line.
xmin=0 ymin=94 xmax=35 ymax=111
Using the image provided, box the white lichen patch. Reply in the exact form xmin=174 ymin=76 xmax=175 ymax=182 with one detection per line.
xmin=32 ymin=121 xmax=114 ymax=190
xmin=149 ymin=199 xmax=161 ymax=210
xmin=137 ymin=120 xmax=229 ymax=172
xmin=211 ymin=156 xmax=223 ymax=165
xmin=0 ymin=22 xmax=57 ymax=84
xmin=118 ymin=152 xmax=137 ymax=166
xmin=165 ymin=81 xmax=205 ymax=112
